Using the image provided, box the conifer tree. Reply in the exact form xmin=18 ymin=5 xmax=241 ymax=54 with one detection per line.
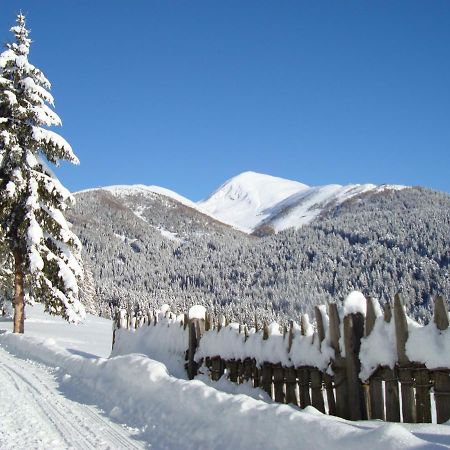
xmin=0 ymin=14 xmax=85 ymax=332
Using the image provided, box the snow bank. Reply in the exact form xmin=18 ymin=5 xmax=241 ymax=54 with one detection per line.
xmin=196 ymin=320 xmax=335 ymax=371
xmin=196 ymin=324 xmax=293 ymax=366
xmin=406 ymin=323 xmax=450 ymax=369
xmin=360 ymin=297 xmax=450 ymax=379
xmin=112 ymin=314 xmax=188 ymax=379
xmin=359 ymin=316 xmax=397 ymax=380
xmin=0 ymin=332 xmax=445 ymax=450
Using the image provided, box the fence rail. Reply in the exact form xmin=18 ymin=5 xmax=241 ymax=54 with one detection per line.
xmin=112 ymin=294 xmax=450 ymax=424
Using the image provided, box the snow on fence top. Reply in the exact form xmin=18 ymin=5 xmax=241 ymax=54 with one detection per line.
xmin=112 ymin=293 xmax=450 ymax=424
xmin=112 ymin=293 xmax=450 ymax=377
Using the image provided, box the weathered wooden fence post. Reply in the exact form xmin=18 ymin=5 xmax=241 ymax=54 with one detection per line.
xmin=394 ymin=293 xmax=416 ymax=423
xmin=433 ymin=296 xmax=450 ymax=424
xmin=111 ymin=309 xmax=119 ymax=350
xmin=365 ymin=297 xmax=385 ymax=420
xmin=382 ymin=300 xmax=401 ymax=422
xmin=285 ymin=321 xmax=298 ymax=406
xmin=187 ymin=308 xmax=206 ymax=380
xmin=329 ymin=303 xmax=348 ymax=419
xmin=343 ymin=311 xmax=366 ymax=420
xmin=273 ymin=363 xmax=285 ymax=403
xmin=315 ymin=306 xmax=335 ymax=414
xmin=297 ymin=315 xmax=311 ymax=408
xmin=261 ymin=322 xmax=273 ymax=398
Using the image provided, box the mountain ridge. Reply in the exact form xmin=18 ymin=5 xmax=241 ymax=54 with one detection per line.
xmin=76 ymin=171 xmax=406 ymax=235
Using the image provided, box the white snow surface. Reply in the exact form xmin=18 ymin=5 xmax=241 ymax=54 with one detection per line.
xmin=406 ymin=322 xmax=450 ymax=369
xmin=198 ymin=171 xmax=309 ymax=232
xmin=0 ymin=304 xmax=449 ymax=449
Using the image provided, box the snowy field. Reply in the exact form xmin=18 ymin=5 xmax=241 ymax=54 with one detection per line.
xmin=0 ymin=305 xmax=450 ymax=449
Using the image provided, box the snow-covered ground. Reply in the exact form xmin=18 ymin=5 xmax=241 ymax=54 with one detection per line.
xmin=0 ymin=304 xmax=449 ymax=449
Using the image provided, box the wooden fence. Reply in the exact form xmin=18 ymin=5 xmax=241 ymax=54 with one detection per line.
xmin=112 ymin=294 xmax=450 ymax=424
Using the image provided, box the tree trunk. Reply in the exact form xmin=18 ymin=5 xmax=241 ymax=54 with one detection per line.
xmin=13 ymin=249 xmax=25 ymax=333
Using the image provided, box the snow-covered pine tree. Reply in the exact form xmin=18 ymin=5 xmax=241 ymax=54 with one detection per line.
xmin=0 ymin=233 xmax=14 ymax=315
xmin=0 ymin=14 xmax=85 ymax=333
xmin=79 ymin=263 xmax=98 ymax=316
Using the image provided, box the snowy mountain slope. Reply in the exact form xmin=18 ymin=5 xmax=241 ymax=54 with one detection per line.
xmin=197 ymin=171 xmax=406 ymax=234
xmin=78 ymin=184 xmax=198 ymax=210
xmin=0 ymin=307 xmax=449 ymax=449
xmin=197 ymin=171 xmax=309 ymax=232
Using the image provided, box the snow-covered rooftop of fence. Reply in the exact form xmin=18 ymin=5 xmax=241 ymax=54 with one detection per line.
xmin=113 ymin=292 xmax=450 ymax=383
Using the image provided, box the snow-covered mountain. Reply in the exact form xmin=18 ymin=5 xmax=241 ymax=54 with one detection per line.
xmin=197 ymin=172 xmax=309 ymax=232
xmin=69 ymin=178 xmax=450 ymax=325
xmin=198 ymin=171 xmax=405 ymax=234
xmin=82 ymin=172 xmax=406 ymax=235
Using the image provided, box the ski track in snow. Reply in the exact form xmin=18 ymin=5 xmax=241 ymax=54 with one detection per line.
xmin=0 ymin=346 xmax=145 ymax=450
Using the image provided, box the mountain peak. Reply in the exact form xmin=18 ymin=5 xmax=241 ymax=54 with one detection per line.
xmin=198 ymin=172 xmax=407 ymax=233
xmin=198 ymin=172 xmax=309 ymax=232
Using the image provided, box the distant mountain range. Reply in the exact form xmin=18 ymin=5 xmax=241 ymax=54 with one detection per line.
xmin=70 ymin=172 xmax=450 ymax=324
xmin=80 ymin=171 xmax=406 ymax=235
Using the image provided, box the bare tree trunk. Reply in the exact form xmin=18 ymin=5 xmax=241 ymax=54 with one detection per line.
xmin=13 ymin=249 xmax=24 ymax=334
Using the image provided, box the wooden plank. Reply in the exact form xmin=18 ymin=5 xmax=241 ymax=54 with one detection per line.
xmin=285 ymin=367 xmax=298 ymax=406
xmin=365 ymin=296 xmax=377 ymax=336
xmin=415 ymin=367 xmax=432 ymax=423
xmin=393 ymin=294 xmax=409 ymax=365
xmin=434 ymin=296 xmax=449 ymax=330
xmin=243 ymin=358 xmax=253 ymax=382
xmin=343 ymin=313 xmax=366 ymax=420
xmin=434 ymin=370 xmax=450 ymax=424
xmin=434 ymin=295 xmax=450 ymax=424
xmin=328 ymin=302 xmax=348 ymax=419
xmin=314 ymin=305 xmax=336 ymax=415
xmin=211 ymin=356 xmax=222 ymax=381
xmin=398 ymin=366 xmax=415 ymax=423
xmin=187 ymin=319 xmax=198 ymax=379
xmin=253 ymin=361 xmax=260 ymax=388
xmin=263 ymin=322 xmax=269 ymax=340
xmin=273 ymin=364 xmax=285 ymax=403
xmin=300 ymin=314 xmax=310 ymax=336
xmin=261 ymin=362 xmax=273 ymax=398
xmin=383 ymin=367 xmax=400 ymax=422
xmin=297 ymin=368 xmax=311 ymax=408
xmin=394 ymin=294 xmax=416 ymax=423
xmin=315 ymin=306 xmax=326 ymax=342
xmin=328 ymin=303 xmax=340 ymax=354
xmin=227 ymin=359 xmax=238 ymax=383
xmin=310 ymin=369 xmax=325 ymax=413
xmin=384 ymin=301 xmax=392 ymax=323
xmin=369 ymin=367 xmax=385 ymax=420
xmin=237 ymin=359 xmax=244 ymax=384
xmin=323 ymin=373 xmax=336 ymax=416
xmin=205 ymin=312 xmax=211 ymax=331
xmin=288 ymin=320 xmax=294 ymax=352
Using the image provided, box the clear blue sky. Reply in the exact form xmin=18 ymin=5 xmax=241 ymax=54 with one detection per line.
xmin=1 ymin=1 xmax=450 ymax=199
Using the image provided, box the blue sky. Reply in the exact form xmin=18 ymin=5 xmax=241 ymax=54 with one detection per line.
xmin=1 ymin=1 xmax=450 ymax=199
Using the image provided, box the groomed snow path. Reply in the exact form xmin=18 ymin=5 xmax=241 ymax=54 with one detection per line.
xmin=0 ymin=346 xmax=144 ymax=450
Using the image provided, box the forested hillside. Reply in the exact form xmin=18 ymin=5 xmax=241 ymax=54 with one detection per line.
xmin=70 ymin=187 xmax=450 ymax=324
